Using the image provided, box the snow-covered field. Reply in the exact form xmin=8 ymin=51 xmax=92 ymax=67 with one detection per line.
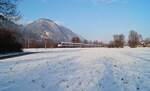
xmin=0 ymin=48 xmax=150 ymax=91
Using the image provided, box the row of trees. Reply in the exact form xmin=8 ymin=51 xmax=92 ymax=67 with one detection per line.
xmin=72 ymin=30 xmax=150 ymax=48
xmin=23 ymin=39 xmax=57 ymax=48
xmin=109 ymin=30 xmax=150 ymax=48
xmin=103 ymin=30 xmax=150 ymax=48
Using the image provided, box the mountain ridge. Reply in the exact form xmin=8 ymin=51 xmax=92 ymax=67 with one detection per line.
xmin=24 ymin=18 xmax=84 ymax=42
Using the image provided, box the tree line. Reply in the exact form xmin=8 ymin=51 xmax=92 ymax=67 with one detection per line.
xmin=72 ymin=31 xmax=150 ymax=48
xmin=108 ymin=30 xmax=150 ymax=48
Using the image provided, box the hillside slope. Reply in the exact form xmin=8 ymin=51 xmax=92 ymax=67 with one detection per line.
xmin=24 ymin=18 xmax=84 ymax=42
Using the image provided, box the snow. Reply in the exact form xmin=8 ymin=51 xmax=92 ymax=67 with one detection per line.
xmin=0 ymin=48 xmax=150 ymax=91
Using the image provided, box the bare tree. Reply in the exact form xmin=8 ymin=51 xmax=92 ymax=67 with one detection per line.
xmin=144 ymin=37 xmax=150 ymax=47
xmin=0 ymin=0 xmax=22 ymax=52
xmin=113 ymin=34 xmax=125 ymax=48
xmin=128 ymin=30 xmax=140 ymax=48
xmin=0 ymin=0 xmax=21 ymax=23
xmin=108 ymin=41 xmax=115 ymax=48
xmin=93 ymin=40 xmax=99 ymax=45
xmin=72 ymin=37 xmax=81 ymax=43
xmin=0 ymin=28 xmax=22 ymax=52
xmin=83 ymin=39 xmax=88 ymax=44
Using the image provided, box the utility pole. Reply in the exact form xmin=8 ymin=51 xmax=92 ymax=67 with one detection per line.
xmin=44 ymin=38 xmax=47 ymax=48
xmin=27 ymin=39 xmax=30 ymax=48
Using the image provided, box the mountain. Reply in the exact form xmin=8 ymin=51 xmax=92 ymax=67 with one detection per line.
xmin=24 ymin=18 xmax=84 ymax=42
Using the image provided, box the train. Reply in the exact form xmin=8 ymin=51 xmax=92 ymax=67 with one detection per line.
xmin=57 ymin=42 xmax=102 ymax=48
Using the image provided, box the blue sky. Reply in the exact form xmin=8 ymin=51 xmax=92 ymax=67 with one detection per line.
xmin=18 ymin=0 xmax=150 ymax=41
